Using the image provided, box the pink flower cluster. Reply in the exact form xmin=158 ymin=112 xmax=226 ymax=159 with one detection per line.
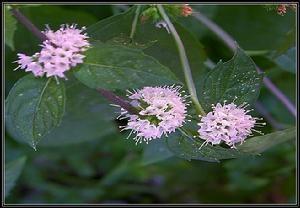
xmin=15 ymin=24 xmax=90 ymax=79
xmin=181 ymin=4 xmax=193 ymax=17
xmin=119 ymin=86 xmax=188 ymax=144
xmin=197 ymin=102 xmax=265 ymax=148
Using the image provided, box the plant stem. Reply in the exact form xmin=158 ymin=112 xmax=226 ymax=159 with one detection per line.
xmin=10 ymin=8 xmax=137 ymax=115
xmin=10 ymin=8 xmax=47 ymax=41
xmin=157 ymin=5 xmax=206 ymax=116
xmin=193 ymin=11 xmax=296 ymax=118
xmin=97 ymin=88 xmax=138 ymax=115
xmin=129 ymin=5 xmax=142 ymax=41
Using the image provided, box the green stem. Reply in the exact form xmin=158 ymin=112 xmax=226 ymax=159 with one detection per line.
xmin=129 ymin=5 xmax=142 ymax=41
xmin=157 ymin=5 xmax=206 ymax=116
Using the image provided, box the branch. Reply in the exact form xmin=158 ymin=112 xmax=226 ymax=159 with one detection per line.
xmin=193 ymin=11 xmax=296 ymax=118
xmin=10 ymin=7 xmax=137 ymax=115
xmin=10 ymin=8 xmax=47 ymax=41
xmin=97 ymin=88 xmax=138 ymax=115
xmin=157 ymin=5 xmax=206 ymax=116
xmin=129 ymin=5 xmax=142 ymax=41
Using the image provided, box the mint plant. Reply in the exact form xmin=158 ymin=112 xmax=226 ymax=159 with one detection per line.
xmin=4 ymin=4 xmax=296 ymax=202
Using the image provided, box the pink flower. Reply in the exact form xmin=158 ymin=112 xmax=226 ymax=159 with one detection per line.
xmin=119 ymin=86 xmax=189 ymax=144
xmin=15 ymin=24 xmax=90 ymax=79
xmin=197 ymin=102 xmax=265 ymax=148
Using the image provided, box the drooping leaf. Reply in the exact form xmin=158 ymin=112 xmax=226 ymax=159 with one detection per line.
xmin=199 ymin=47 xmax=263 ymax=111
xmin=237 ymin=127 xmax=296 ymax=154
xmin=167 ymin=131 xmax=248 ymax=163
xmin=39 ymin=77 xmax=117 ymax=146
xmin=5 ymin=156 xmax=26 ymax=198
xmin=141 ymin=138 xmax=174 ymax=165
xmin=74 ymin=42 xmax=179 ymax=90
xmin=5 ymin=75 xmax=66 ymax=149
xmin=4 ymin=6 xmax=17 ymax=50
xmin=168 ymin=127 xmax=295 ymax=162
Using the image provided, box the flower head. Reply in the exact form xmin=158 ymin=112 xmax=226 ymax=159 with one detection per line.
xmin=277 ymin=4 xmax=287 ymax=16
xmin=181 ymin=4 xmax=193 ymax=17
xmin=197 ymin=101 xmax=265 ymax=148
xmin=15 ymin=24 xmax=90 ymax=79
xmin=119 ymin=86 xmax=188 ymax=144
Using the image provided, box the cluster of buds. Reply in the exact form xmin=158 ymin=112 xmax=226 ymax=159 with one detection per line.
xmin=277 ymin=4 xmax=288 ymax=16
xmin=181 ymin=4 xmax=193 ymax=17
xmin=264 ymin=4 xmax=297 ymax=16
xmin=277 ymin=4 xmax=297 ymax=16
xmin=140 ymin=4 xmax=193 ymax=33
xmin=141 ymin=4 xmax=193 ymax=22
xmin=15 ymin=24 xmax=90 ymax=79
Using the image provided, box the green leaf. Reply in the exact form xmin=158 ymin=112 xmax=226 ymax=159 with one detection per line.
xmin=5 ymin=75 xmax=66 ymax=149
xmin=74 ymin=42 xmax=179 ymax=90
xmin=87 ymin=6 xmax=208 ymax=86
xmin=5 ymin=156 xmax=26 ymax=198
xmin=237 ymin=127 xmax=296 ymax=154
xmin=212 ymin=6 xmax=295 ymax=50
xmin=167 ymin=131 xmax=248 ymax=162
xmin=4 ymin=6 xmax=17 ymax=50
xmin=39 ymin=77 xmax=117 ymax=146
xmin=141 ymin=139 xmax=174 ymax=165
xmin=87 ymin=6 xmax=135 ymax=41
xmin=106 ymin=34 xmax=157 ymax=50
xmin=135 ymin=19 xmax=208 ymax=85
xmin=21 ymin=5 xmax=98 ymax=29
xmin=168 ymin=127 xmax=295 ymax=162
xmin=199 ymin=47 xmax=263 ymax=111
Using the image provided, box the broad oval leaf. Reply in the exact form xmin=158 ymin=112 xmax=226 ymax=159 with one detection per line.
xmin=5 ymin=156 xmax=26 ymax=198
xmin=39 ymin=78 xmax=117 ymax=146
xmin=74 ymin=42 xmax=179 ymax=90
xmin=199 ymin=47 xmax=263 ymax=111
xmin=5 ymin=75 xmax=66 ymax=149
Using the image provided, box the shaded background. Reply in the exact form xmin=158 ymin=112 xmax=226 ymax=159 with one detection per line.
xmin=5 ymin=4 xmax=296 ymax=204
